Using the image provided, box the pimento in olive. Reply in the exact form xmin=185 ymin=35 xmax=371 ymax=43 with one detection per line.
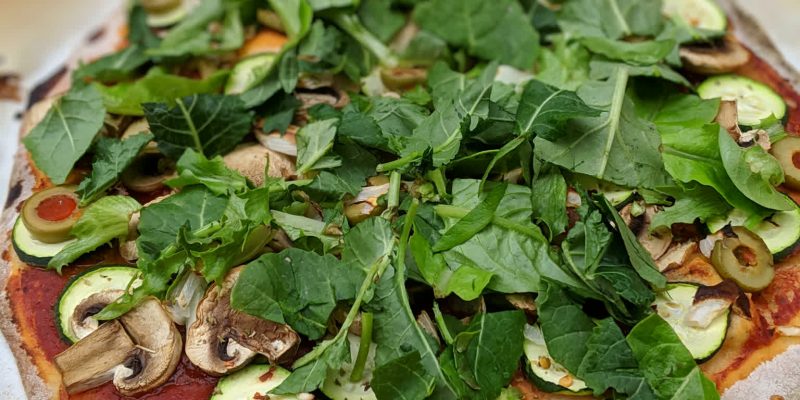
xmin=21 ymin=185 xmax=81 ymax=243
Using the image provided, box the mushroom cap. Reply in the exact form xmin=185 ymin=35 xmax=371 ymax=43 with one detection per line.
xmin=223 ymin=143 xmax=296 ymax=186
xmin=680 ymin=35 xmax=750 ymax=75
xmin=185 ymin=267 xmax=300 ymax=375
xmin=620 ymin=204 xmax=673 ymax=260
xmin=70 ymin=290 xmax=125 ymax=341
xmin=113 ymin=297 xmax=183 ymax=396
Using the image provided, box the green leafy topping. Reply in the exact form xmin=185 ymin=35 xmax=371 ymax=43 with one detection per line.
xmin=76 ymin=133 xmax=154 ymax=205
xmin=23 ymin=85 xmax=106 ymax=184
xmin=144 ymin=94 xmax=253 ymax=159
xmin=166 ymin=149 xmax=248 ymax=195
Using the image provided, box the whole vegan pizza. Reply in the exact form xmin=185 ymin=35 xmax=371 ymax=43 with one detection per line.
xmin=2 ymin=0 xmax=800 ymax=399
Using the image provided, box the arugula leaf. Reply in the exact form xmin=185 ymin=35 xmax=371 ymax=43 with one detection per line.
xmin=627 ymin=314 xmax=720 ymax=400
xmin=358 ymin=0 xmax=405 ymax=43
xmin=307 ymin=0 xmax=357 ymax=11
xmin=651 ymin=185 xmax=731 ymax=229
xmin=449 ymin=311 xmax=526 ymax=399
xmin=295 ymin=119 xmax=341 ymax=174
xmin=414 ymin=0 xmax=540 ymax=69
xmin=23 ymin=84 xmax=105 ymax=184
xmin=589 ymin=58 xmax=690 ymax=86
xmin=272 ymin=210 xmax=341 ymax=253
xmin=48 ymin=196 xmax=141 ymax=271
xmin=557 ymin=0 xmax=664 ymax=39
xmin=307 ymin=141 xmax=377 ymax=200
xmin=372 ymin=351 xmax=436 ymax=400
xmin=231 ymin=248 xmax=361 ymax=340
xmin=165 ymin=149 xmax=248 ymax=195
xmin=530 ymin=166 xmax=568 ymax=239
xmin=147 ymin=0 xmax=243 ymax=57
xmin=718 ymin=129 xmax=795 ymax=211
xmin=144 ymin=94 xmax=253 ymax=159
xmin=261 ymin=94 xmax=301 ymax=134
xmin=436 ymin=180 xmax=583 ymax=294
xmin=410 ymin=233 xmax=492 ymax=301
xmin=535 ymin=35 xmax=591 ymax=91
xmin=534 ymin=67 xmax=672 ymax=189
xmin=95 ymin=69 xmax=228 ymax=115
xmin=73 ymin=45 xmax=150 ymax=83
xmin=269 ymin=0 xmax=313 ymax=45
xmin=433 ymin=183 xmax=506 ymax=252
xmin=537 ymin=283 xmax=655 ymax=398
xmin=329 ymin=11 xmax=398 ymax=68
xmin=580 ymin=37 xmax=675 ymax=65
xmin=516 ymin=79 xmax=601 ymax=140
xmin=136 ymin=186 xmax=228 ymax=261
xmin=632 ymin=87 xmax=770 ymax=217
xmin=338 ymin=96 xmax=429 ymax=153
xmin=76 ymin=133 xmax=153 ymax=205
xmin=595 ymin=196 xmax=667 ymax=289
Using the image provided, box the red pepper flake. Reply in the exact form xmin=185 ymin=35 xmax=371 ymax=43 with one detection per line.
xmin=258 ymin=366 xmax=276 ymax=382
xmin=253 ymin=392 xmax=269 ymax=400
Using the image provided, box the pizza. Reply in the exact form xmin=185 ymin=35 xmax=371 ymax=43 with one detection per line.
xmin=2 ymin=0 xmax=800 ymax=399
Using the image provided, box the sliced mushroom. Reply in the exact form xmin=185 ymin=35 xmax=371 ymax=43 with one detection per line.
xmin=121 ymin=152 xmax=176 ymax=193
xmin=620 ymin=204 xmax=673 ymax=260
xmin=255 ymin=125 xmax=298 ymax=156
xmin=686 ymin=280 xmax=741 ymax=329
xmin=113 ymin=297 xmax=183 ymax=396
xmin=294 ymin=87 xmax=350 ymax=124
xmin=55 ymin=320 xmax=136 ymax=394
xmin=186 ymin=267 xmax=300 ymax=375
xmin=55 ymin=297 xmax=182 ymax=396
xmin=506 ymin=293 xmax=537 ymax=317
xmin=223 ymin=143 xmax=296 ymax=186
xmin=716 ymin=100 xmax=741 ymax=141
xmin=680 ymin=35 xmax=750 ymax=75
xmin=70 ymin=290 xmax=125 ymax=341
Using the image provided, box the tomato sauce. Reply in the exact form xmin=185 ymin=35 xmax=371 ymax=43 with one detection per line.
xmin=6 ymin=248 xmax=217 ymax=399
xmin=36 ymin=195 xmax=78 ymax=222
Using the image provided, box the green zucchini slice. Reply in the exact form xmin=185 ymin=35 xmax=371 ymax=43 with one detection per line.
xmin=12 ymin=216 xmax=76 ymax=267
xmin=523 ymin=324 xmax=590 ymax=394
xmin=698 ymin=75 xmax=786 ymax=126
xmin=210 ymin=364 xmax=307 ymax=400
xmin=56 ymin=266 xmax=138 ymax=343
xmin=321 ymin=334 xmax=377 ymax=400
xmin=662 ymin=0 xmax=727 ymax=31
xmin=653 ymin=284 xmax=730 ymax=360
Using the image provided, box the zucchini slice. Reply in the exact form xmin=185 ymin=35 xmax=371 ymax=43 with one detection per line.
xmin=653 ymin=284 xmax=729 ymax=360
xmin=225 ymin=53 xmax=280 ymax=95
xmin=698 ymin=75 xmax=786 ymax=126
xmin=11 ymin=216 xmax=76 ymax=267
xmin=56 ymin=266 xmax=138 ymax=343
xmin=523 ymin=324 xmax=589 ymax=394
xmin=662 ymin=0 xmax=727 ymax=31
xmin=707 ymin=208 xmax=800 ymax=257
xmin=321 ymin=334 xmax=377 ymax=400
xmin=210 ymin=364 xmax=307 ymax=400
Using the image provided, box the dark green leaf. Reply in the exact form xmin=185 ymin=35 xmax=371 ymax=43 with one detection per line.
xmin=296 ymin=119 xmax=341 ymax=174
xmin=144 ymin=94 xmax=253 ymax=159
xmin=433 ymin=183 xmax=506 ymax=252
xmin=557 ymin=0 xmax=664 ymax=39
xmin=358 ymin=0 xmax=406 ymax=43
xmin=262 ymin=94 xmax=302 ymax=134
xmin=23 ymin=84 xmax=105 ymax=184
xmin=231 ymin=248 xmax=361 ymax=340
xmin=414 ymin=0 xmax=540 ymax=69
xmin=530 ymin=166 xmax=568 ymax=238
xmin=580 ymin=37 xmax=675 ymax=65
xmin=627 ymin=314 xmax=720 ymax=399
xmin=76 ymin=133 xmax=153 ymax=205
xmin=516 ymin=79 xmax=601 ymax=140
xmin=372 ymin=352 xmax=436 ymax=400
xmin=410 ymin=233 xmax=492 ymax=301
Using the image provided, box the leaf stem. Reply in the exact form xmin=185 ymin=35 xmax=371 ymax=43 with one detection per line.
xmin=376 ymin=151 xmax=422 ymax=172
xmin=434 ymin=205 xmax=545 ymax=240
xmin=175 ymin=97 xmax=203 ymax=154
xmin=349 ymin=312 xmax=373 ymax=382
xmin=596 ymin=67 xmax=629 ymax=179
xmin=427 ymin=169 xmax=448 ymax=198
xmin=387 ymin=171 xmax=402 ymax=211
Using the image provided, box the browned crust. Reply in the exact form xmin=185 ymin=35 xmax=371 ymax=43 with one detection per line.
xmin=1 ymin=1 xmax=799 ymax=400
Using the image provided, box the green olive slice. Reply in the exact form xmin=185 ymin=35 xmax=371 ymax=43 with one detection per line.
xmin=21 ymin=185 xmax=80 ymax=244
xmin=121 ymin=153 xmax=175 ymax=193
xmin=140 ymin=0 xmax=182 ymax=14
xmin=711 ymin=227 xmax=774 ymax=292
xmin=770 ymin=136 xmax=800 ymax=191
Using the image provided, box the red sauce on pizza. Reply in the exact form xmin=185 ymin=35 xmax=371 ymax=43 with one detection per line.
xmin=35 ymin=195 xmax=78 ymax=222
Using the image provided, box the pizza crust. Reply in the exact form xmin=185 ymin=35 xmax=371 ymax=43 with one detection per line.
xmin=1 ymin=2 xmax=799 ymax=399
